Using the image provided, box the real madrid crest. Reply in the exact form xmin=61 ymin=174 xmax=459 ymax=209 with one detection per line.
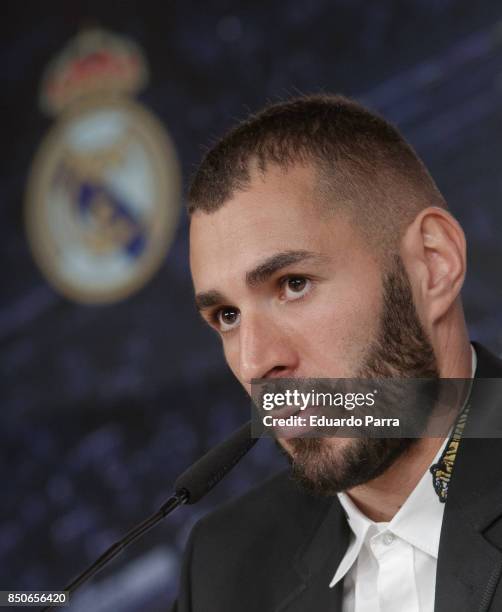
xmin=25 ymin=29 xmax=181 ymax=303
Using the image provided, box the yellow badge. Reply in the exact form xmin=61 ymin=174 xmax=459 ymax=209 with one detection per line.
xmin=430 ymin=406 xmax=470 ymax=503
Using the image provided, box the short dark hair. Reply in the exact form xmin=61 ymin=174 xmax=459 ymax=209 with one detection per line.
xmin=188 ymin=94 xmax=446 ymax=253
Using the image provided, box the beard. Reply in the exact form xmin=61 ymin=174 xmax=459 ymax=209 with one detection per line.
xmin=283 ymin=254 xmax=439 ymax=497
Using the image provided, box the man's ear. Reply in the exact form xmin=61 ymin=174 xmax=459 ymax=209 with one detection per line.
xmin=400 ymin=206 xmax=466 ymax=326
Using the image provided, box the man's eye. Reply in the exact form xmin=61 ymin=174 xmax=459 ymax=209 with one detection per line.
xmin=216 ymin=307 xmax=240 ymax=332
xmin=280 ymin=276 xmax=312 ymax=301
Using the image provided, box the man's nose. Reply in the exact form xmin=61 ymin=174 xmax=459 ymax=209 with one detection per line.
xmin=238 ymin=312 xmax=298 ymax=384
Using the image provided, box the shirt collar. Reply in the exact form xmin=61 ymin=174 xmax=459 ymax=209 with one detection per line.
xmin=471 ymin=343 xmax=478 ymax=377
xmin=330 ymin=343 xmax=478 ymax=588
xmin=330 ymin=491 xmax=372 ymax=587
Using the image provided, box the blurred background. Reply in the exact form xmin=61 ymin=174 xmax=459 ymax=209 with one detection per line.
xmin=2 ymin=1 xmax=502 ymax=610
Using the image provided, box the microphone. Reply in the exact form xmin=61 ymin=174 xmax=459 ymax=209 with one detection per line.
xmin=40 ymin=420 xmax=258 ymax=611
xmin=175 ymin=419 xmax=258 ymax=503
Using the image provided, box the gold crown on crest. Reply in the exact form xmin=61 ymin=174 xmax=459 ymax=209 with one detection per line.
xmin=40 ymin=28 xmax=149 ymax=116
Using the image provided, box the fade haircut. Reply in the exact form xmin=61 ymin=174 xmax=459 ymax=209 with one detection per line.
xmin=188 ymin=94 xmax=447 ymax=255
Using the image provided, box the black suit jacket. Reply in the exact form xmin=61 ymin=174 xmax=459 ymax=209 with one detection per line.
xmin=172 ymin=342 xmax=502 ymax=611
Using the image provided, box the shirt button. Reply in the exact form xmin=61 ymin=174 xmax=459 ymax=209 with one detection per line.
xmin=382 ymin=532 xmax=395 ymax=546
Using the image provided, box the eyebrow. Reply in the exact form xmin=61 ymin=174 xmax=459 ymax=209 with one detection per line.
xmin=195 ymin=249 xmax=324 ymax=312
xmin=195 ymin=289 xmax=227 ymax=312
xmin=246 ymin=250 xmax=324 ymax=286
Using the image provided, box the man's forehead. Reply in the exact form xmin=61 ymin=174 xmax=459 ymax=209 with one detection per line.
xmin=190 ymin=164 xmax=323 ymax=245
xmin=188 ymin=162 xmax=357 ymax=291
xmin=189 ymin=208 xmax=327 ymax=287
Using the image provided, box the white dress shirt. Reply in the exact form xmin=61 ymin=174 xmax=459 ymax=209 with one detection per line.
xmin=330 ymin=346 xmax=477 ymax=612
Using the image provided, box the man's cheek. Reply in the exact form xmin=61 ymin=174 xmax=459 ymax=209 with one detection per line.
xmin=312 ymin=308 xmax=377 ymax=375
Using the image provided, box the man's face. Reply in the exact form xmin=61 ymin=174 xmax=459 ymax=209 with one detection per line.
xmin=190 ymin=163 xmax=437 ymax=495
xmin=190 ymin=164 xmax=384 ymax=382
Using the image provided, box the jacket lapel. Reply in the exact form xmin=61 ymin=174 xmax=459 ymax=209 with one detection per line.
xmin=275 ymin=495 xmax=350 ymax=612
xmin=435 ymin=343 xmax=502 ymax=612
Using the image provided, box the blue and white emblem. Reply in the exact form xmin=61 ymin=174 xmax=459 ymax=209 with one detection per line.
xmin=25 ymin=29 xmax=181 ymax=303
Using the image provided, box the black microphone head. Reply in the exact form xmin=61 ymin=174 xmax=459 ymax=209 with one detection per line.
xmin=174 ymin=421 xmax=258 ymax=504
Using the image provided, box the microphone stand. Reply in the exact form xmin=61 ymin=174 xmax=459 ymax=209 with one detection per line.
xmin=39 ymin=420 xmax=257 ymax=611
xmin=40 ymin=491 xmax=188 ymax=612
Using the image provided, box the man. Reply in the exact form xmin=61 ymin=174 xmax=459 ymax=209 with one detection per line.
xmin=173 ymin=95 xmax=502 ymax=611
